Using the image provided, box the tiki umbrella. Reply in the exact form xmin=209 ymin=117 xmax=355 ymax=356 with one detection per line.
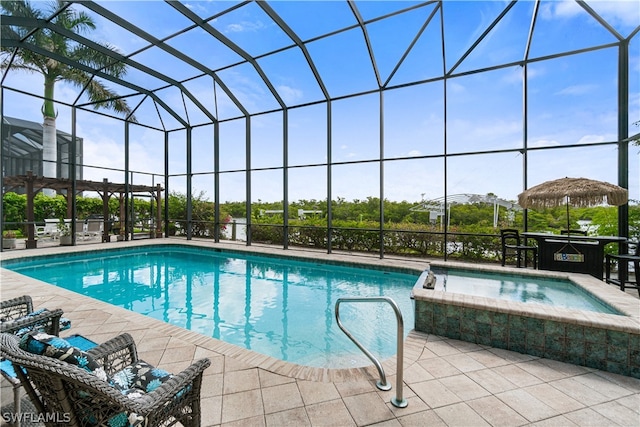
xmin=518 ymin=177 xmax=628 ymax=237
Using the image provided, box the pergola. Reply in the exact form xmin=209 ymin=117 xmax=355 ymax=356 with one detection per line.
xmin=410 ymin=194 xmax=520 ymax=228
xmin=1 ymin=1 xmax=638 ymax=256
xmin=3 ymin=171 xmax=163 ymax=248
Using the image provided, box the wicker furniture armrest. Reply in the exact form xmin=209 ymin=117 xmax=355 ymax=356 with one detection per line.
xmin=87 ymin=332 xmax=139 ymax=375
xmin=134 ymin=358 xmax=211 ymax=413
xmin=0 ymin=295 xmax=34 ymax=321
xmin=0 ymin=307 xmax=64 ymax=336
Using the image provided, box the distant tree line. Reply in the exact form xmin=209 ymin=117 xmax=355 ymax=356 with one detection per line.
xmin=3 ymin=191 xmax=638 ymax=261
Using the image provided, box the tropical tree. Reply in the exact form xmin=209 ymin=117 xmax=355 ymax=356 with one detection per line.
xmin=1 ymin=0 xmax=134 ymax=194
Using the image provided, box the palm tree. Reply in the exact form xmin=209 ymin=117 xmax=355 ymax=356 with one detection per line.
xmin=1 ymin=0 xmax=135 ymax=195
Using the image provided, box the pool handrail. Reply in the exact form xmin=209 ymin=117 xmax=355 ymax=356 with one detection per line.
xmin=334 ymin=296 xmax=408 ymax=408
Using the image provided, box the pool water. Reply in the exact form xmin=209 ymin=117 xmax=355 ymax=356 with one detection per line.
xmin=2 ymin=246 xmax=419 ymax=368
xmin=430 ymin=267 xmax=620 ymax=314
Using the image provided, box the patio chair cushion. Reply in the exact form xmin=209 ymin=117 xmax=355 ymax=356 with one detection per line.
xmin=109 ymin=361 xmax=194 ymax=426
xmin=108 ymin=362 xmax=180 ymax=427
xmin=110 ymin=360 xmax=173 ymax=395
xmin=19 ymin=332 xmax=107 ymax=380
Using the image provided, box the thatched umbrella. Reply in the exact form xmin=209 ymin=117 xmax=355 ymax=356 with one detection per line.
xmin=518 ymin=177 xmax=628 ymax=236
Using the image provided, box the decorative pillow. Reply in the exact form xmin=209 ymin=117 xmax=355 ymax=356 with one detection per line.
xmin=19 ymin=332 xmax=107 ymax=381
xmin=109 ymin=361 xmax=186 ymax=426
xmin=110 ymin=360 xmax=173 ymax=394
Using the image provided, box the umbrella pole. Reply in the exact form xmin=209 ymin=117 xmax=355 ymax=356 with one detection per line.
xmin=566 ymin=198 xmax=570 ymax=241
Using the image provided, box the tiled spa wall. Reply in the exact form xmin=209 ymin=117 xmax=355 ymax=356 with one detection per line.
xmin=413 ymin=297 xmax=640 ymax=379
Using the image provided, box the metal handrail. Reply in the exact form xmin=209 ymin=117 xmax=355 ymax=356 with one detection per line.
xmin=334 ymin=296 xmax=408 ymax=408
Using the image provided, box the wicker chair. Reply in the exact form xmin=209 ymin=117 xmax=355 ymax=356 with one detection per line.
xmin=1 ymin=295 xmax=68 ymax=426
xmin=0 ymin=295 xmax=65 ymax=336
xmin=1 ymin=332 xmax=211 ymax=427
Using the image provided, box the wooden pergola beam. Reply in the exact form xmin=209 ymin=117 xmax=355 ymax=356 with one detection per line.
xmin=3 ymin=172 xmax=164 ymax=248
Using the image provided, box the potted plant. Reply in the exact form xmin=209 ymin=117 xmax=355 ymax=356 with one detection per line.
xmin=2 ymin=230 xmax=17 ymax=249
xmin=58 ymin=220 xmax=73 ymax=246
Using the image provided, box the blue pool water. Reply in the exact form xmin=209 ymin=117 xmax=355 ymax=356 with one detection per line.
xmin=430 ymin=267 xmax=620 ymax=314
xmin=2 ymin=246 xmax=419 ymax=368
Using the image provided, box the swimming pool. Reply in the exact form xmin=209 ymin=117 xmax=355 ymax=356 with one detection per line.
xmin=1 ymin=245 xmax=419 ymax=368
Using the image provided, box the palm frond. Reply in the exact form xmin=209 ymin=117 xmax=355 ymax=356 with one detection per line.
xmin=85 ymin=80 xmax=136 ymax=121
xmin=1 ymin=0 xmax=135 ymax=120
xmin=50 ymin=1 xmax=96 ymax=34
xmin=71 ymin=45 xmax=128 ymax=79
xmin=1 ymin=0 xmax=44 ymax=20
xmin=0 ymin=57 xmax=40 ymax=75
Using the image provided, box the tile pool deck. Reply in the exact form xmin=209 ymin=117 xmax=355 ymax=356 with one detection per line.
xmin=1 ymin=239 xmax=639 ymax=426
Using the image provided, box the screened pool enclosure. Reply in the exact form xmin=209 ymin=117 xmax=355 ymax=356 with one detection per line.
xmin=1 ymin=0 xmax=639 ymax=257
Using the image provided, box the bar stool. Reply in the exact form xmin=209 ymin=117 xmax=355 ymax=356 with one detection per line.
xmin=500 ymin=229 xmax=538 ymax=268
xmin=605 ymin=240 xmax=639 ymax=296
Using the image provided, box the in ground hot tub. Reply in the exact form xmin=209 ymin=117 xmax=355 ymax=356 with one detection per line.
xmin=412 ymin=261 xmax=640 ymax=378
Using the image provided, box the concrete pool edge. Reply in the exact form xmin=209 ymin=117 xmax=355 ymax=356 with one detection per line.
xmin=424 ymin=260 xmax=640 ymax=323
xmin=3 ymin=239 xmax=638 ymax=378
xmin=0 ymin=238 xmax=431 ymax=275
xmin=0 ymin=239 xmax=432 ymax=383
xmin=413 ymin=260 xmax=640 ymax=378
xmin=0 ymin=266 xmax=435 ymax=384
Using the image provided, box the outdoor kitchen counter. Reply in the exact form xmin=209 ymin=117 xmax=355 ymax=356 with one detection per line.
xmin=522 ymin=232 xmax=626 ymax=279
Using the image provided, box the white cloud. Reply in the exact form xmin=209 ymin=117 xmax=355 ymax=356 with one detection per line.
xmin=448 ymin=81 xmax=466 ymax=93
xmin=587 ymin=0 xmax=640 ymax=28
xmin=539 ymin=0 xmax=585 ymax=21
xmin=528 ymin=138 xmax=561 ymax=148
xmin=501 ymin=67 xmax=525 ymax=85
xmin=556 ymin=84 xmax=598 ymax=96
xmin=277 ymin=85 xmax=303 ymax=104
xmin=576 ymin=134 xmax=609 ymax=144
xmin=448 ymin=117 xmax=521 ymax=146
xmin=226 ymin=23 xmax=244 ymax=33
xmin=81 ymin=139 xmax=124 ymax=179
xmin=225 ymin=21 xmax=267 ymax=34
xmin=552 ymin=0 xmax=584 ymax=19
xmin=540 ymin=0 xmax=639 ymax=29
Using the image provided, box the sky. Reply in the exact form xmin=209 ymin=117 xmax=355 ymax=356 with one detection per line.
xmin=2 ymin=0 xmax=639 ymax=206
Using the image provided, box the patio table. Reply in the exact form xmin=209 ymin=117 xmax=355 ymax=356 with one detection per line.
xmin=521 ymin=232 xmax=625 ymax=279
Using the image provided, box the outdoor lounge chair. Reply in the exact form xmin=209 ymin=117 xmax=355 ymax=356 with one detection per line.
xmin=0 ymin=331 xmax=211 ymax=427
xmin=83 ymin=219 xmax=103 ymax=240
xmin=35 ymin=218 xmax=60 ymax=240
